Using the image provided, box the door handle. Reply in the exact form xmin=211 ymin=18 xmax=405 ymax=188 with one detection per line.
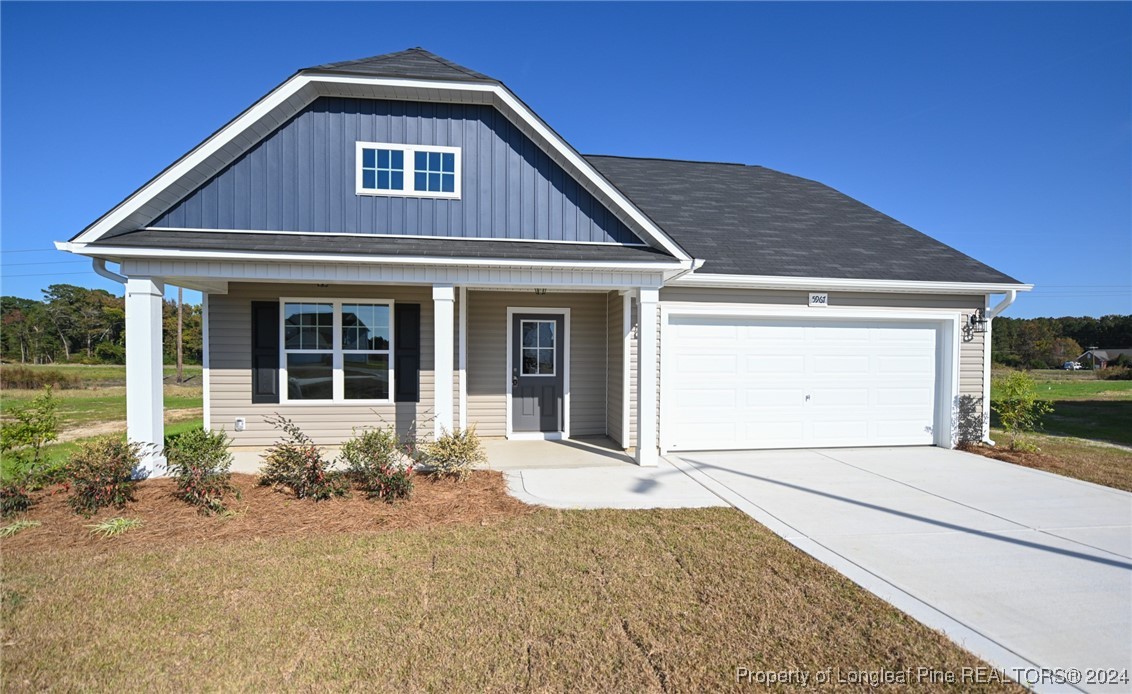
xmin=512 ymin=368 xmax=519 ymax=388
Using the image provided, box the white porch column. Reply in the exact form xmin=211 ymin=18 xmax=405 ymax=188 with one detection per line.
xmin=635 ymin=287 xmax=659 ymax=466
xmin=125 ymin=277 xmax=166 ymax=475
xmin=432 ymin=284 xmax=455 ymax=438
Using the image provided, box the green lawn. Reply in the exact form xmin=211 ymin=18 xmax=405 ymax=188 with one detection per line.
xmin=2 ymin=503 xmax=1019 ymax=692
xmin=1 ymin=386 xmax=202 ymax=428
xmin=1 ymin=381 xmax=202 ymax=481
xmin=991 ymin=369 xmax=1132 ymax=447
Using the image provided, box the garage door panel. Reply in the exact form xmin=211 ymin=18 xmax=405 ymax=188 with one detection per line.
xmin=875 ymin=386 xmax=935 ymax=406
xmin=747 ymin=355 xmax=804 ymax=373
xmin=677 ymin=354 xmax=736 ymax=374
xmin=811 ymin=355 xmax=870 ymax=374
xmin=808 ymin=387 xmax=870 ymax=407
xmin=664 ymin=316 xmax=940 ymax=451
xmin=679 ymin=388 xmax=738 ymax=408
xmin=745 ymin=388 xmax=806 ymax=406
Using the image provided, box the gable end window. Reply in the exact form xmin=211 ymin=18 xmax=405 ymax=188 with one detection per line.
xmin=355 ymin=142 xmax=460 ymax=199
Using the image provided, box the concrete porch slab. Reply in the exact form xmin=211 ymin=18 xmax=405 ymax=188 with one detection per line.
xmin=505 ymin=461 xmax=726 ymax=510
xmin=481 ymin=436 xmax=634 ymax=470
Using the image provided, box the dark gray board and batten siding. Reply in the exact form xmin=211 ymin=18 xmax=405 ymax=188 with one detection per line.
xmin=148 ymin=97 xmax=643 ymax=245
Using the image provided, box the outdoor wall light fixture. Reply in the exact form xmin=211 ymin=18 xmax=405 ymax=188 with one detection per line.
xmin=965 ymin=309 xmax=988 ymax=338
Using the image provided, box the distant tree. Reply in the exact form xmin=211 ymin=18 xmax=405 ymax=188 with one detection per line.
xmin=1048 ymin=337 xmax=1083 ymax=368
xmin=1 ymin=283 xmax=201 ymax=366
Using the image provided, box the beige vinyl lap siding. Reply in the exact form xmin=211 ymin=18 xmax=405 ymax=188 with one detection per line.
xmin=465 ymin=290 xmax=608 ymax=438
xmin=639 ymin=287 xmax=988 ymax=443
xmin=208 ymin=283 xmax=436 ymax=447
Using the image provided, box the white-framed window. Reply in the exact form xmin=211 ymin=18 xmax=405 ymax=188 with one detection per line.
xmin=355 ymin=142 xmax=461 ymax=199
xmin=281 ymin=298 xmax=394 ymax=403
xmin=520 ymin=319 xmax=556 ymax=376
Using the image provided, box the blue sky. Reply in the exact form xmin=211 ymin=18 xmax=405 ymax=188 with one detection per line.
xmin=2 ymin=1 xmax=1129 ymax=318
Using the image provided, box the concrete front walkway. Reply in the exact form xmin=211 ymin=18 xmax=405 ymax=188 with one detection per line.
xmin=669 ymin=447 xmax=1132 ymax=694
xmin=491 ymin=438 xmax=724 ymax=509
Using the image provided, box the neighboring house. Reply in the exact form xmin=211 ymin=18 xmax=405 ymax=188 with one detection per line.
xmin=1076 ymin=348 xmax=1132 ymax=369
xmin=56 ymin=48 xmax=1031 ymax=472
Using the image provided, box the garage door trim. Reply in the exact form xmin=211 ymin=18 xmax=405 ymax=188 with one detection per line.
xmin=658 ymin=303 xmax=961 ymax=453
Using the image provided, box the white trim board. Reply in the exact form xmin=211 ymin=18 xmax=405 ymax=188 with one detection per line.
xmin=201 ymin=292 xmax=211 ymax=433
xmin=505 ymin=306 xmax=571 ymax=440
xmin=657 ymin=303 xmax=961 ymax=453
xmin=66 ymin=73 xmax=691 ymax=261
xmin=458 ymin=286 xmax=468 ymax=431
xmin=669 ymin=272 xmax=1032 ymax=295
xmin=141 ymin=226 xmax=650 ymax=248
xmin=58 ymin=242 xmax=687 ymax=272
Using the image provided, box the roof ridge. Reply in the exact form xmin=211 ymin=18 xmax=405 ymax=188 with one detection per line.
xmin=585 ymin=153 xmax=753 ymax=168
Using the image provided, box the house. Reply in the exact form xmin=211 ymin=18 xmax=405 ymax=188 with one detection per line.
xmin=56 ymin=48 xmax=1032 ymax=473
xmin=1076 ymin=348 xmax=1132 ymax=369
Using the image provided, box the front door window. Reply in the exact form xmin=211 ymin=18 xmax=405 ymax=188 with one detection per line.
xmin=520 ymin=319 xmax=556 ymax=376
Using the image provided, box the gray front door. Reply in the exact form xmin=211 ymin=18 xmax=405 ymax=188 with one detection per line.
xmin=511 ymin=313 xmax=565 ymax=433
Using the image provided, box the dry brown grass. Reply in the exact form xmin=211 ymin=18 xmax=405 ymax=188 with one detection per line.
xmin=964 ymin=431 xmax=1132 ymax=492
xmin=2 ymin=474 xmax=1021 ymax=692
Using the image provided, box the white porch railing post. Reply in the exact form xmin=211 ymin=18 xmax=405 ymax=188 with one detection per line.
xmin=433 ymin=284 xmax=455 ymax=439
xmin=635 ymin=287 xmax=659 ymax=466
xmin=125 ymin=276 xmax=166 ymax=475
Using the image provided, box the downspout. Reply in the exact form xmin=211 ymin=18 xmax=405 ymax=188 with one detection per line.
xmin=92 ymin=258 xmax=127 ymax=284
xmin=982 ymin=289 xmax=1018 ymax=445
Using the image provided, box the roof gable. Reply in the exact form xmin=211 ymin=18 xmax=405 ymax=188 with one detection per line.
xmin=141 ymin=97 xmax=645 ymax=245
xmin=68 ymin=49 xmax=691 ymax=262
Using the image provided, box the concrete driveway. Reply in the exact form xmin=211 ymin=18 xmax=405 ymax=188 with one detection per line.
xmin=668 ymin=447 xmax=1132 ymax=694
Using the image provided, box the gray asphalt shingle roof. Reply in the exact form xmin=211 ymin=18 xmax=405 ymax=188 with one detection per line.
xmin=303 ymin=48 xmax=497 ymax=83
xmin=585 ymin=155 xmax=1021 ymax=284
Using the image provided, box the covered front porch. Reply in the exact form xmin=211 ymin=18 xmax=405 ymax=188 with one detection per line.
xmin=113 ymin=254 xmax=671 ymax=474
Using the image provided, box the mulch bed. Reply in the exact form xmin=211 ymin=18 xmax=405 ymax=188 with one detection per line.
xmin=3 ymin=471 xmax=534 ymax=553
xmin=960 ymin=442 xmax=1059 ymax=471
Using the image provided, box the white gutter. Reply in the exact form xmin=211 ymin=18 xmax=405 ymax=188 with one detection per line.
xmin=91 ymin=258 xmax=126 ymax=284
xmin=986 ymin=289 xmax=1018 ymax=319
xmin=55 ymin=241 xmax=687 ymax=272
xmin=669 ymin=271 xmax=1033 ymax=295
xmin=663 ymin=258 xmax=706 ymax=283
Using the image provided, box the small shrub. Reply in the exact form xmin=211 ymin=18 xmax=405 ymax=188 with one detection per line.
xmin=94 ymin=341 xmax=126 ymax=365
xmin=66 ymin=437 xmax=142 ymax=517
xmin=87 ymin=517 xmax=142 ymax=538
xmin=0 ymin=367 xmax=80 ymax=390
xmin=165 ymin=427 xmax=237 ymax=515
xmin=0 ymin=520 xmax=41 ymax=538
xmin=991 ymin=371 xmax=1054 ymax=450
xmin=340 ymin=427 xmax=414 ymax=502
xmin=422 ymin=426 xmax=486 ymax=481
xmin=258 ymin=414 xmax=348 ymax=500
xmin=0 ymin=483 xmax=33 ymax=518
xmin=1097 ymin=366 xmax=1132 ymax=381
xmin=0 ymin=386 xmax=60 ymax=487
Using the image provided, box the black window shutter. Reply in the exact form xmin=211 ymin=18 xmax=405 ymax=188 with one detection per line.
xmin=250 ymin=301 xmax=280 ymax=404
xmin=395 ymin=303 xmax=421 ymax=403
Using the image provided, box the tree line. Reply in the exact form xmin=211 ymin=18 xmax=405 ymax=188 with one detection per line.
xmin=992 ymin=315 xmax=1132 ymax=369
xmin=1 ymin=284 xmax=202 ymax=365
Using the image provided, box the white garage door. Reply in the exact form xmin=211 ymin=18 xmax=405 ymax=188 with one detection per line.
xmin=663 ymin=316 xmax=940 ymax=451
